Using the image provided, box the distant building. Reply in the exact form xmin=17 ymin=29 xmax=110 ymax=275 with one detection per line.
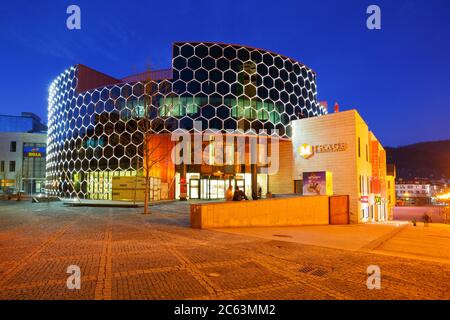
xmin=0 ymin=113 xmax=47 ymax=195
xmin=0 ymin=112 xmax=47 ymax=133
xmin=397 ymin=178 xmax=448 ymax=206
xmin=396 ymin=178 xmax=435 ymax=206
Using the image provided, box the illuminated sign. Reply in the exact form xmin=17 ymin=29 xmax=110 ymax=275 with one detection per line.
xmin=298 ymin=143 xmax=348 ymax=159
xmin=24 ymin=146 xmax=46 ymax=158
xmin=315 ymin=143 xmax=348 ymax=154
xmin=371 ymin=141 xmax=380 ymax=194
xmin=360 ymin=196 xmax=369 ymax=203
xmin=299 ymin=144 xmax=314 ymax=159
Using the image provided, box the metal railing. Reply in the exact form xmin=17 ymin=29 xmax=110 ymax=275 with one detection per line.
xmin=121 ymin=69 xmax=173 ymax=83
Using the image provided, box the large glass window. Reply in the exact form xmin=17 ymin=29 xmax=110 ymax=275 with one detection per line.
xmin=159 ymin=97 xmax=183 ymax=117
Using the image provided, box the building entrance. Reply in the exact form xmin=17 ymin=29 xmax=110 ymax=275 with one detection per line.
xmin=188 ymin=176 xmax=246 ymax=200
xmin=201 ymin=178 xmax=226 ymax=200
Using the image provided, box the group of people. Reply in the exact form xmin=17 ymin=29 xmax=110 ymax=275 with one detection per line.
xmin=225 ymin=185 xmax=247 ymax=201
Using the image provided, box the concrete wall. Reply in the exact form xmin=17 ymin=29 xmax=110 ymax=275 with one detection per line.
xmin=355 ymin=114 xmax=372 ymax=223
xmin=386 ymin=175 xmax=396 ymax=220
xmin=191 ymin=196 xmax=330 ymax=229
xmin=268 ymin=140 xmax=294 ymax=194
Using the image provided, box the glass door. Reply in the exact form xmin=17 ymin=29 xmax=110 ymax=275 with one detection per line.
xmin=209 ymin=179 xmax=226 ymax=199
xmin=217 ymin=180 xmax=225 ymax=199
xmin=189 ymin=179 xmax=200 ymax=199
xmin=200 ymin=179 xmax=210 ymax=199
xmin=210 ymin=180 xmax=218 ymax=199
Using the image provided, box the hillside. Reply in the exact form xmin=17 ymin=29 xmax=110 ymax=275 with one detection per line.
xmin=385 ymin=140 xmax=450 ymax=180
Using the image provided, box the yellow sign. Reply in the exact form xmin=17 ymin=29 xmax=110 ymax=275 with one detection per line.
xmin=299 ymin=144 xmax=314 ymax=159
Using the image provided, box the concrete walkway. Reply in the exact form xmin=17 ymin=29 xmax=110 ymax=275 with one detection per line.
xmin=216 ymin=222 xmax=450 ymax=264
xmin=216 ymin=222 xmax=407 ymax=251
xmin=394 ymin=206 xmax=446 ymax=223
xmin=1 ymin=201 xmax=450 ymax=300
xmin=370 ymin=223 xmax=450 ymax=264
xmin=62 ymin=198 xmax=175 ymax=207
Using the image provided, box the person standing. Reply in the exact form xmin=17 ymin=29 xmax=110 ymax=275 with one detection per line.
xmin=225 ymin=185 xmax=233 ymax=201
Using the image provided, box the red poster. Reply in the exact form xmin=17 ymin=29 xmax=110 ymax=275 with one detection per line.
xmin=371 ymin=141 xmax=380 ymax=194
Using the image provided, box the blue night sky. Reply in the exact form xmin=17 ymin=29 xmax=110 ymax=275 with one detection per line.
xmin=0 ymin=0 xmax=449 ymax=146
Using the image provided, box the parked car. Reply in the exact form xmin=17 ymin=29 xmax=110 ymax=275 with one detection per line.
xmin=3 ymin=188 xmax=25 ymax=199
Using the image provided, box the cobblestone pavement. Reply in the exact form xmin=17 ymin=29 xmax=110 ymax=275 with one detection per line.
xmin=0 ymin=201 xmax=449 ymax=300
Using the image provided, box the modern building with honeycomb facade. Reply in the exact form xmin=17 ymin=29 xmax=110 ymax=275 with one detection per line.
xmin=47 ymin=42 xmax=327 ymax=200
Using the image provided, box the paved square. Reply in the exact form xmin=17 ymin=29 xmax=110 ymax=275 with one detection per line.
xmin=0 ymin=201 xmax=449 ymax=300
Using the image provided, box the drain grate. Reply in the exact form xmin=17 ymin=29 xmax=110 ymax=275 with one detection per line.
xmin=298 ymin=265 xmax=329 ymax=277
xmin=311 ymin=269 xmax=328 ymax=277
xmin=298 ymin=265 xmax=315 ymax=273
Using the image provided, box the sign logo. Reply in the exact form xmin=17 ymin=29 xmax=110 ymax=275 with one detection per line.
xmin=24 ymin=146 xmax=46 ymax=158
xmin=299 ymin=144 xmax=314 ymax=159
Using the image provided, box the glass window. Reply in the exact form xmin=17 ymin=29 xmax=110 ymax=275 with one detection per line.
xmin=358 ymin=137 xmax=361 ymax=158
xmin=10 ymin=141 xmax=17 ymax=152
xmin=0 ymin=161 xmax=4 ymax=172
xmin=186 ymin=97 xmax=199 ymax=115
xmin=9 ymin=161 xmax=16 ymax=172
xmin=269 ymin=111 xmax=280 ymax=124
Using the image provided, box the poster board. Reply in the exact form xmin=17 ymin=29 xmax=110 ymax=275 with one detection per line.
xmin=302 ymin=171 xmax=333 ymax=196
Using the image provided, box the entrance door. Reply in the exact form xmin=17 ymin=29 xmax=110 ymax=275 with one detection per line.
xmin=199 ymin=178 xmax=227 ymax=200
xmin=189 ymin=179 xmax=200 ymax=199
xmin=329 ymin=195 xmax=349 ymax=225
xmin=209 ymin=179 xmax=226 ymax=200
